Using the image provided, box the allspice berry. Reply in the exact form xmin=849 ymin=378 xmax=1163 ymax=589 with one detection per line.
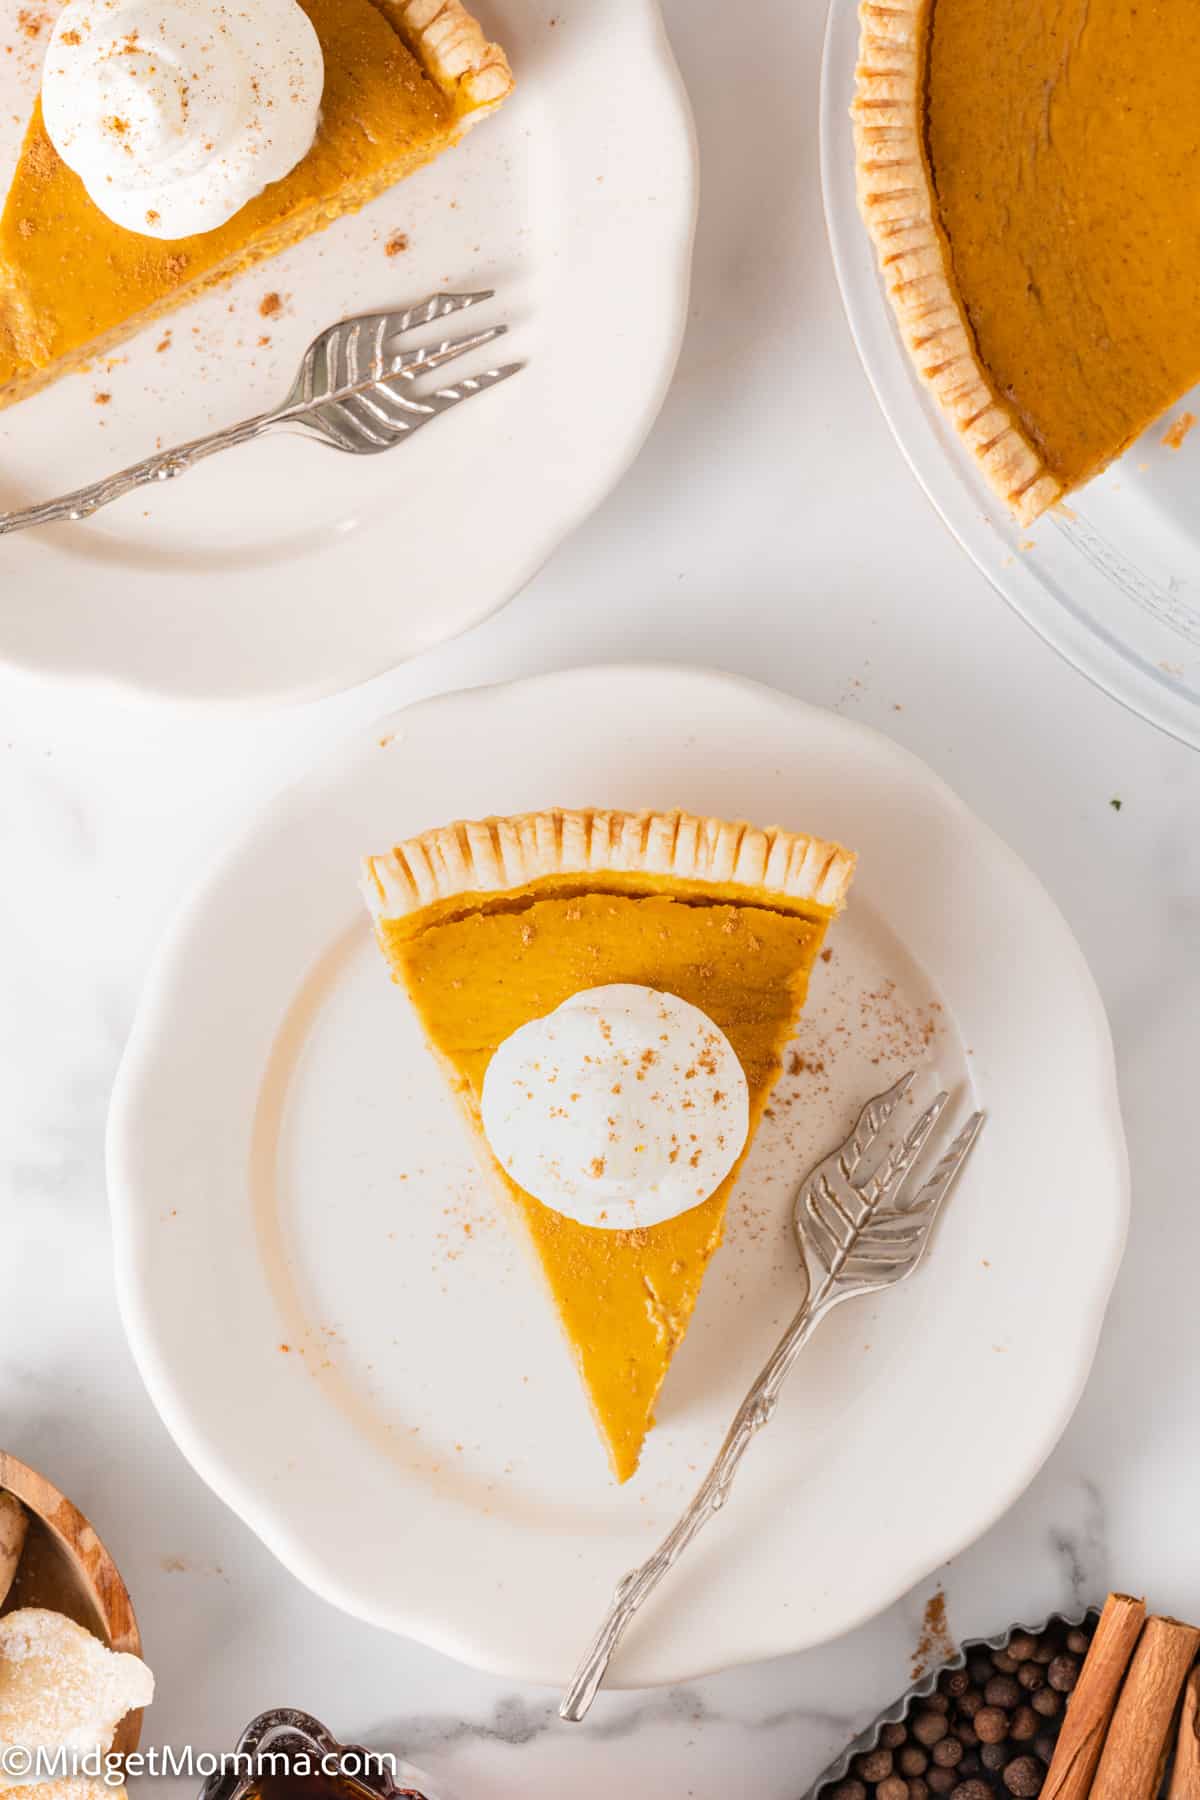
xmin=1003 ymin=1755 xmax=1045 ymax=1796
xmin=899 ymin=1747 xmax=929 ymax=1776
xmin=973 ymin=1706 xmax=1009 ymax=1744
xmin=931 ymin=1738 xmax=964 ymax=1768
xmin=1031 ymin=1687 xmax=1061 ymax=1718
xmin=912 ymin=1712 xmax=950 ymax=1747
xmin=878 ymin=1780 xmax=910 ymax=1800
xmin=856 ymin=1749 xmax=894 ymax=1781
xmin=881 ymin=1722 xmax=909 ymax=1749
xmin=984 ymin=1675 xmax=1021 ymax=1708
xmin=829 ymin=1785 xmax=867 ymax=1800
xmin=1007 ymin=1632 xmax=1039 ymax=1662
xmin=1047 ymin=1655 xmax=1080 ymax=1693
xmin=948 ymin=1783 xmax=992 ymax=1800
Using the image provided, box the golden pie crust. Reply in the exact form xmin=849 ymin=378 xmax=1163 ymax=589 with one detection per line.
xmin=391 ymin=0 xmax=512 ymax=113
xmin=852 ymin=0 xmax=1063 ymax=525
xmin=362 ymin=807 xmax=857 ymax=923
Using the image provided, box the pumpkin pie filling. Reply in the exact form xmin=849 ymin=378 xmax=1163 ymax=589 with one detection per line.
xmin=926 ymin=0 xmax=1200 ymax=494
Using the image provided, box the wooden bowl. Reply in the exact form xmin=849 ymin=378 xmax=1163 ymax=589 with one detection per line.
xmin=0 ymin=1452 xmax=145 ymax=1757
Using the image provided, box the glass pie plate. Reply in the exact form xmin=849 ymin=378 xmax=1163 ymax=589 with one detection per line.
xmin=820 ymin=0 xmax=1200 ymax=750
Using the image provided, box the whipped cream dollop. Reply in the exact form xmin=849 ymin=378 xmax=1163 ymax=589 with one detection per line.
xmin=41 ymin=0 xmax=325 ymax=239
xmin=480 ymin=985 xmax=751 ymax=1231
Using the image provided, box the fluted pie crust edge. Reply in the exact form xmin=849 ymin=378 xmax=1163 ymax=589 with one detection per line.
xmin=389 ymin=0 xmax=513 ymax=117
xmin=852 ymin=0 xmax=1062 ymax=526
xmin=362 ymin=808 xmax=857 ymax=921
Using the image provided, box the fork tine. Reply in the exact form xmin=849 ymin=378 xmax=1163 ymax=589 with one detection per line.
xmin=416 ymin=361 xmax=525 ymax=413
xmin=320 ymin=292 xmax=496 ymax=350
xmin=861 ymin=1090 xmax=950 ymax=1209
xmin=339 ymin=361 xmax=521 ymax=450
xmin=391 ymin=290 xmax=495 ymax=335
xmin=840 ymin=1069 xmax=917 ymax=1180
xmin=903 ymin=1111 xmax=985 ymax=1223
xmin=387 ymin=324 xmax=508 ymax=381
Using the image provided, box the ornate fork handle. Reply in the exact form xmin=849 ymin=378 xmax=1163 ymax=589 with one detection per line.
xmin=559 ymin=1281 xmax=835 ymax=1723
xmin=0 ymin=411 xmax=279 ymax=537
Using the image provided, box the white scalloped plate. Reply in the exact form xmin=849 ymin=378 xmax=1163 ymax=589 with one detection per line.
xmin=108 ymin=666 xmax=1128 ymax=1686
xmin=0 ymin=2 xmax=695 ymax=703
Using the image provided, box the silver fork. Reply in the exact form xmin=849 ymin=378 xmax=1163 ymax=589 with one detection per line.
xmin=0 ymin=290 xmax=521 ymax=537
xmin=559 ymin=1070 xmax=985 ymax=1723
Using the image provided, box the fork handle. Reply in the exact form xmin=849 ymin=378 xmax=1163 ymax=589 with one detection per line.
xmin=0 ymin=409 xmax=281 ymax=537
xmin=559 ymin=1284 xmax=832 ymax=1722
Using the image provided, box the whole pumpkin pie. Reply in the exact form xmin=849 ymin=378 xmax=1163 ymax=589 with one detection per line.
xmin=362 ymin=808 xmax=855 ymax=1482
xmin=0 ymin=0 xmax=512 ymax=409
xmin=853 ymin=0 xmax=1200 ymax=522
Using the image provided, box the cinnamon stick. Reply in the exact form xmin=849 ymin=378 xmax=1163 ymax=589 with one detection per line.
xmin=1040 ymin=1592 xmax=1146 ymax=1800
xmin=1090 ymin=1612 xmax=1200 ymax=1799
xmin=1168 ymin=1666 xmax=1200 ymax=1799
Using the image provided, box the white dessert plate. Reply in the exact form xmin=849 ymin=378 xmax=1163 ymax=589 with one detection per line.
xmin=820 ymin=0 xmax=1200 ymax=749
xmin=0 ymin=3 xmax=695 ymax=704
xmin=108 ymin=665 xmax=1129 ymax=1686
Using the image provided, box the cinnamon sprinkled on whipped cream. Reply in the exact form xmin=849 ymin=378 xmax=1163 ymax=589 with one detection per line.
xmin=480 ymin=984 xmax=750 ymax=1231
xmin=41 ymin=0 xmax=324 ymax=239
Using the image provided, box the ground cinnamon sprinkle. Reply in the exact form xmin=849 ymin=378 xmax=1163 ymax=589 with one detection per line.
xmin=16 ymin=10 xmax=48 ymax=40
xmin=912 ymin=1587 xmax=954 ymax=1679
xmin=259 ymin=291 xmax=284 ymax=318
xmin=93 ymin=391 xmax=111 ymax=405
xmin=385 ymin=231 xmax=409 ymax=257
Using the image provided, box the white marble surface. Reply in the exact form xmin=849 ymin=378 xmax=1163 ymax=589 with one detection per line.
xmin=2 ymin=0 xmax=1199 ymax=1796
